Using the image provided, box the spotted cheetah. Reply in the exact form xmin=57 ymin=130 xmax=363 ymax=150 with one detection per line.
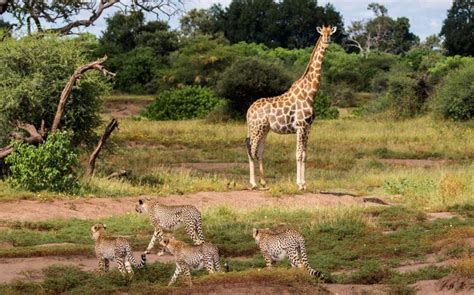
xmin=252 ymin=228 xmax=324 ymax=278
xmin=135 ymin=199 xmax=205 ymax=254
xmin=90 ymin=223 xmax=146 ymax=278
xmin=160 ymin=235 xmax=221 ymax=286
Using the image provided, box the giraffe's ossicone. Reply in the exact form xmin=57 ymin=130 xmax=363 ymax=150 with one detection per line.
xmin=246 ymin=25 xmax=337 ymax=190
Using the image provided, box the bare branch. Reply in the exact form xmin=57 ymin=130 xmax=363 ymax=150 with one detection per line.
xmin=49 ymin=0 xmax=119 ymax=34
xmin=87 ymin=118 xmax=119 ymax=177
xmin=51 ymin=55 xmax=115 ymax=133
xmin=0 ymin=146 xmax=13 ymax=159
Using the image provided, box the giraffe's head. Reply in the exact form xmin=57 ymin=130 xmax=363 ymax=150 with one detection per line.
xmin=316 ymin=25 xmax=337 ymax=48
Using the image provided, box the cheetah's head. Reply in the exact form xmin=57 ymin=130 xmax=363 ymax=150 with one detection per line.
xmin=90 ymin=223 xmax=106 ymax=240
xmin=135 ymin=199 xmax=148 ymax=214
xmin=159 ymin=235 xmax=178 ymax=255
xmin=252 ymin=228 xmax=260 ymax=242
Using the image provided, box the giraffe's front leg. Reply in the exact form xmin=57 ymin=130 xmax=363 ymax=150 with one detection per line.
xmin=246 ymin=136 xmax=258 ymax=189
xmin=296 ymin=128 xmax=310 ymax=190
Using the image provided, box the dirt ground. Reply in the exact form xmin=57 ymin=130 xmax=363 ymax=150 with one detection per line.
xmin=103 ymin=99 xmax=152 ymax=118
xmin=0 ymin=191 xmax=380 ymax=222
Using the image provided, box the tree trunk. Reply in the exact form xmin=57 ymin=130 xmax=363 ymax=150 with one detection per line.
xmin=86 ymin=118 xmax=119 ymax=177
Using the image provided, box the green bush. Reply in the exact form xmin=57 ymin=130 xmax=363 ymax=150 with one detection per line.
xmin=143 ymin=86 xmax=223 ymax=120
xmin=0 ymin=34 xmax=109 ymax=146
xmin=5 ymin=131 xmax=80 ymax=193
xmin=216 ymin=58 xmax=292 ymax=117
xmin=432 ymin=64 xmax=474 ymax=121
xmin=314 ymin=91 xmax=339 ymax=120
xmin=384 ymin=71 xmax=424 ymax=118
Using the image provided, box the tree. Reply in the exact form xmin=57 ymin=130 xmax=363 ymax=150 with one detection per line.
xmin=3 ymin=0 xmax=184 ymax=35
xmin=347 ymin=3 xmax=418 ymax=57
xmin=0 ymin=35 xmax=110 ymax=147
xmin=209 ymin=0 xmax=345 ymax=48
xmin=440 ymin=0 xmax=473 ymax=56
xmin=180 ymin=8 xmax=217 ymax=37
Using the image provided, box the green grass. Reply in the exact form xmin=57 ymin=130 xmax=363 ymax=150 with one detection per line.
xmin=1 ymin=115 xmax=473 ymax=211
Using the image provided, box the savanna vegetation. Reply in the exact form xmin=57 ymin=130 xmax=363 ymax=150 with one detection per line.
xmin=0 ymin=0 xmax=473 ymax=294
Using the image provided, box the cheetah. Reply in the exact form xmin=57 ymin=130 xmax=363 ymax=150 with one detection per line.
xmin=135 ymin=199 xmax=205 ymax=254
xmin=160 ymin=235 xmax=221 ymax=286
xmin=252 ymin=228 xmax=324 ymax=278
xmin=90 ymin=223 xmax=146 ymax=278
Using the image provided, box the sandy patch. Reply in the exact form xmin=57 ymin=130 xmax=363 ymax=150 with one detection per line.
xmin=0 ymin=191 xmax=380 ymax=222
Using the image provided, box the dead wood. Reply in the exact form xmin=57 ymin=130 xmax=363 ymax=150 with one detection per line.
xmin=106 ymin=170 xmax=128 ymax=179
xmin=86 ymin=118 xmax=119 ymax=177
xmin=51 ymin=55 xmax=115 ymax=133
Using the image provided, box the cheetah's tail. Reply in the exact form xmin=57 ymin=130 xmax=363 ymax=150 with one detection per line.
xmin=299 ymin=240 xmax=324 ymax=279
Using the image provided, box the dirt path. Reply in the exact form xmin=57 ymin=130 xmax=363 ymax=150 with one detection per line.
xmin=0 ymin=191 xmax=378 ymax=222
xmin=0 ymin=252 xmax=174 ymax=283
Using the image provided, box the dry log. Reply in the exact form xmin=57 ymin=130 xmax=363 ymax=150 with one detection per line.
xmin=86 ymin=118 xmax=119 ymax=177
xmin=51 ymin=55 xmax=115 ymax=133
xmin=106 ymin=170 xmax=128 ymax=179
xmin=0 ymin=121 xmax=45 ymax=159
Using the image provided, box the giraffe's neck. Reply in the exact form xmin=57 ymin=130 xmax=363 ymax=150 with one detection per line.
xmin=290 ymin=36 xmax=327 ymax=102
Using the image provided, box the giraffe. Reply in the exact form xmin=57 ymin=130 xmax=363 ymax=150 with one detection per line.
xmin=246 ymin=25 xmax=337 ymax=190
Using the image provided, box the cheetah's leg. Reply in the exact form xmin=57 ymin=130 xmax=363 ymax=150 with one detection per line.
xmin=146 ymin=228 xmax=163 ymax=254
xmin=185 ymin=221 xmax=203 ymax=245
xmin=287 ymin=247 xmax=301 ymax=268
xmin=169 ymin=262 xmax=189 ymax=286
xmin=263 ymin=251 xmax=274 ymax=268
xmin=116 ymin=257 xmax=127 ymax=275
xmin=125 ymin=260 xmax=134 ymax=278
xmin=205 ymin=255 xmax=215 ymax=274
xmin=213 ymin=252 xmax=222 ymax=272
xmin=98 ymin=257 xmax=108 ymax=272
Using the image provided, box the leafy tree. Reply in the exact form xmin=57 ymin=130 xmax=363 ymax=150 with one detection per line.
xmin=180 ymin=8 xmax=217 ymax=37
xmin=3 ymin=0 xmax=183 ymax=34
xmin=432 ymin=63 xmax=474 ymax=120
xmin=210 ymin=0 xmax=344 ymax=48
xmin=98 ymin=11 xmax=179 ymax=93
xmin=0 ymin=34 xmax=109 ymax=146
xmin=347 ymin=3 xmax=418 ymax=57
xmin=440 ymin=0 xmax=474 ymax=56
xmin=216 ymin=58 xmax=292 ymax=117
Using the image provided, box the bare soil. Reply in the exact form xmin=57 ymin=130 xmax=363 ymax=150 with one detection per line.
xmin=103 ymin=99 xmax=152 ymax=118
xmin=411 ymin=278 xmax=474 ymax=295
xmin=325 ymin=283 xmax=387 ymax=294
xmin=0 ymin=252 xmax=174 ymax=283
xmin=0 ymin=191 xmax=378 ymax=222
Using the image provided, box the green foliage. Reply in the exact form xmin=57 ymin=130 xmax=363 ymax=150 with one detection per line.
xmin=0 ymin=34 xmax=108 ymax=146
xmin=210 ymin=0 xmax=345 ymax=48
xmin=432 ymin=63 xmax=474 ymax=121
xmin=113 ymin=47 xmax=157 ymax=94
xmin=349 ymin=260 xmax=391 ymax=284
xmin=383 ymin=69 xmax=425 ymax=118
xmin=314 ymin=92 xmax=339 ymax=119
xmin=5 ymin=131 xmax=79 ymax=193
xmin=143 ymin=86 xmax=224 ymax=120
xmin=216 ymin=58 xmax=292 ymax=117
xmin=440 ymin=0 xmax=474 ymax=56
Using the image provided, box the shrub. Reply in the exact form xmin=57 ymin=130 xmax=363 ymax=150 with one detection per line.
xmin=384 ymin=71 xmax=425 ymax=118
xmin=5 ymin=131 xmax=80 ymax=193
xmin=432 ymin=64 xmax=474 ymax=121
xmin=216 ymin=58 xmax=292 ymax=117
xmin=0 ymin=34 xmax=109 ymax=146
xmin=143 ymin=86 xmax=223 ymax=120
xmin=314 ymin=91 xmax=339 ymax=119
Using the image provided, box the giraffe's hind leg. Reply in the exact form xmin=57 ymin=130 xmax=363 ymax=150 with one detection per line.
xmin=257 ymin=139 xmax=267 ymax=187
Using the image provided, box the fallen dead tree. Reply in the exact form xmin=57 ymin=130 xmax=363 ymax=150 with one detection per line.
xmin=86 ymin=118 xmax=119 ymax=177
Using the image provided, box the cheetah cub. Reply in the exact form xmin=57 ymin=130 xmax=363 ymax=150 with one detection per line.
xmin=90 ymin=223 xmax=146 ymax=278
xmin=135 ymin=199 xmax=205 ymax=254
xmin=160 ymin=235 xmax=221 ymax=286
xmin=253 ymin=228 xmax=324 ymax=278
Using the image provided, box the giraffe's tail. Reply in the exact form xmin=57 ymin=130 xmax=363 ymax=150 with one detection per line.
xmin=245 ymin=137 xmax=253 ymax=160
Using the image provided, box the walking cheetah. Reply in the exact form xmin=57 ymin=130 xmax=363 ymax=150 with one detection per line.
xmin=90 ymin=223 xmax=146 ymax=278
xmin=160 ymin=235 xmax=221 ymax=286
xmin=252 ymin=228 xmax=324 ymax=278
xmin=135 ymin=199 xmax=205 ymax=254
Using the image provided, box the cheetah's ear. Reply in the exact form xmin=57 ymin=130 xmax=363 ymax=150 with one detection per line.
xmin=253 ymin=228 xmax=258 ymax=235
xmin=139 ymin=199 xmax=143 ymax=205
xmin=103 ymin=224 xmax=107 ymax=229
